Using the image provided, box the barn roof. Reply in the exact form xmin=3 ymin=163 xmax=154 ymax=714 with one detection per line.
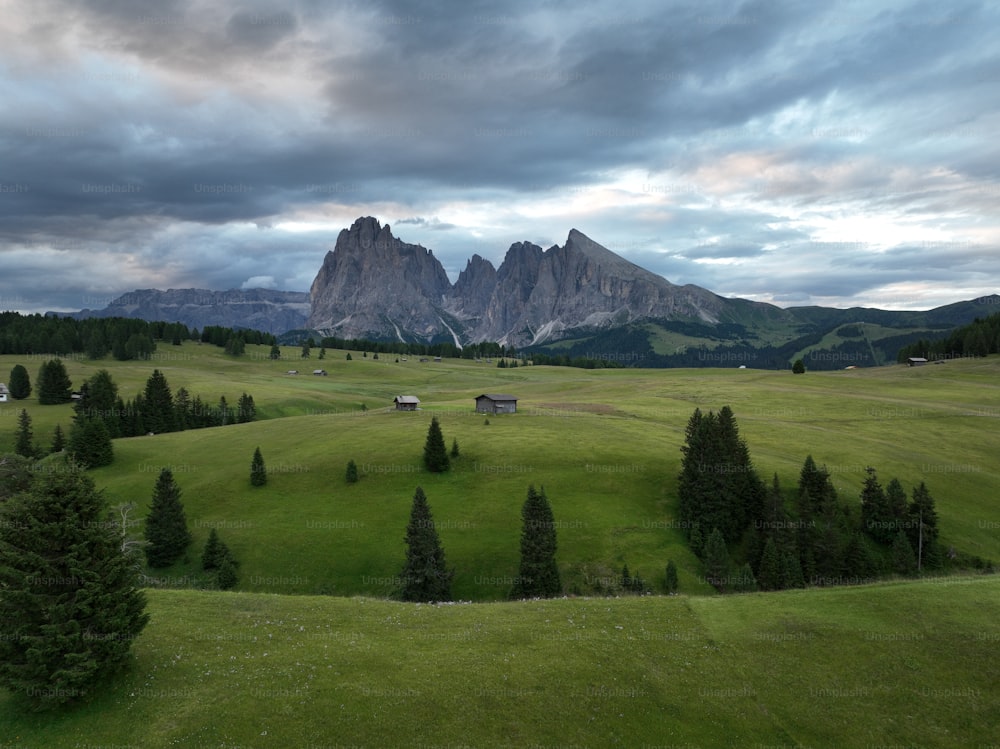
xmin=394 ymin=395 xmax=420 ymax=404
xmin=476 ymin=393 xmax=518 ymax=401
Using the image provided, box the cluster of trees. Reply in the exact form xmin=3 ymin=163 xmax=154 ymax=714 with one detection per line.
xmin=678 ymin=407 xmax=949 ymax=593
xmin=306 ymin=332 xmax=516 ymax=362
xmin=397 ymin=485 xmax=561 ymax=602
xmin=898 ymin=312 xmax=1000 ymax=361
xmin=144 ymin=467 xmax=238 ymax=589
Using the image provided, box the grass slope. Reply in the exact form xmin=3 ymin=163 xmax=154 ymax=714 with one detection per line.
xmin=2 ymin=346 xmax=999 ymax=599
xmin=2 ymin=579 xmax=998 ymax=748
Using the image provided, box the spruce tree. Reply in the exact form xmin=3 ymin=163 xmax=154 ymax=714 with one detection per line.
xmin=236 ymin=393 xmax=256 ymax=423
xmin=886 ymin=478 xmax=909 ymax=538
xmin=345 ymin=459 xmax=359 ymax=484
xmin=423 ymin=416 xmax=450 ymax=473
xmin=202 ymin=528 xmax=223 ymax=570
xmin=0 ymin=460 xmax=149 ymax=708
xmin=268 ymin=344 xmax=281 ymax=360
xmin=36 ymin=359 xmax=73 ymax=404
xmin=511 ymin=485 xmax=562 ymax=599
xmin=620 ymin=564 xmax=632 ymax=592
xmin=398 ymin=486 xmax=453 ymax=602
xmin=732 ymin=562 xmax=758 ymax=593
xmin=51 ymin=423 xmax=66 ymax=453
xmin=8 ymin=364 xmax=31 ymax=399
xmin=703 ymin=528 xmax=731 ymax=591
xmin=792 ymin=359 xmax=806 ymax=374
xmin=450 ymin=438 xmax=460 ymax=459
xmin=76 ymin=370 xmax=120 ymax=438
xmin=14 ymin=408 xmax=34 ymax=458
xmin=250 ymin=447 xmax=267 ymax=486
xmin=142 ymin=369 xmax=175 ymax=434
xmin=860 ymin=467 xmax=892 ymax=544
xmin=216 ymin=554 xmax=239 ymax=590
xmin=891 ymin=530 xmax=917 ymax=576
xmin=144 ymin=468 xmax=191 ymax=568
xmin=665 ymin=559 xmax=679 ymax=594
xmin=67 ymin=415 xmax=114 ymax=469
xmin=908 ymin=482 xmax=940 ymax=571
xmin=757 ymin=536 xmax=782 ymax=591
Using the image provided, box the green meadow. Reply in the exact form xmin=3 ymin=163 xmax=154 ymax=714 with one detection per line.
xmin=1 ymin=344 xmax=999 ymax=746
xmin=1 ymin=580 xmax=998 ymax=748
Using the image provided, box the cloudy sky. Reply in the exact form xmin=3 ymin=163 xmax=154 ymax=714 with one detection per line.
xmin=2 ymin=0 xmax=998 ymax=314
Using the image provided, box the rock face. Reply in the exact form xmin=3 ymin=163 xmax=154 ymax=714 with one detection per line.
xmin=307 ymin=217 xmax=452 ymax=340
xmin=66 ymin=288 xmax=310 ymax=334
xmin=308 ymin=217 xmax=737 ymax=346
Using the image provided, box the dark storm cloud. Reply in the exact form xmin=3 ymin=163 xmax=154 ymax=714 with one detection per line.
xmin=0 ymin=0 xmax=998 ymax=314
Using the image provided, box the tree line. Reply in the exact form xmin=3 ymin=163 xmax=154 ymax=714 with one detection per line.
xmin=897 ymin=311 xmax=1000 ymax=362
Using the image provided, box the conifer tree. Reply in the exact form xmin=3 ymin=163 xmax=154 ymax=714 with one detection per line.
xmin=450 ymin=438 xmax=460 ymax=458
xmin=703 ymin=527 xmax=731 ymax=591
xmin=8 ymin=364 xmax=31 ymax=399
xmin=142 ymin=369 xmax=175 ymax=434
xmin=891 ymin=530 xmax=917 ymax=576
xmin=860 ymin=467 xmax=893 ymax=544
xmin=792 ymin=359 xmax=806 ymax=374
xmin=202 ymin=528 xmax=224 ymax=570
xmin=216 ymin=554 xmax=239 ymax=590
xmin=236 ymin=393 xmax=256 ymax=423
xmin=75 ymin=370 xmax=120 ymax=438
xmin=398 ymin=486 xmax=453 ymax=602
xmin=620 ymin=563 xmax=632 ymax=592
xmin=14 ymin=408 xmax=34 ymax=458
xmin=511 ymin=485 xmax=562 ymax=599
xmin=423 ymin=416 xmax=450 ymax=472
xmin=345 ymin=459 xmax=359 ymax=483
xmin=908 ymin=482 xmax=940 ymax=570
xmin=665 ymin=559 xmax=679 ymax=594
xmin=51 ymin=423 xmax=66 ymax=453
xmin=757 ymin=536 xmax=782 ymax=591
xmin=0 ymin=460 xmax=149 ymax=708
xmin=268 ymin=344 xmax=281 ymax=360
xmin=144 ymin=468 xmax=191 ymax=568
xmin=250 ymin=446 xmax=267 ymax=486
xmin=732 ymin=562 xmax=758 ymax=593
xmin=36 ymin=359 xmax=73 ymax=404
xmin=780 ymin=549 xmax=806 ymax=588
xmin=67 ymin=415 xmax=114 ymax=469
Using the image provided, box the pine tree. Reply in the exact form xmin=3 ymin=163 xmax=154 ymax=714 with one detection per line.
xmin=268 ymin=344 xmax=281 ymax=360
xmin=908 ymin=482 xmax=940 ymax=571
xmin=511 ymin=485 xmax=562 ymax=599
xmin=757 ymin=536 xmax=782 ymax=591
xmin=423 ymin=416 xmax=450 ymax=472
xmin=76 ymin=370 xmax=120 ymax=438
xmin=50 ymin=423 xmax=66 ymax=453
xmin=14 ymin=408 xmax=34 ymax=458
xmin=301 ymin=340 xmax=311 ymax=358
xmin=860 ymin=467 xmax=892 ymax=544
xmin=216 ymin=554 xmax=239 ymax=590
xmin=450 ymin=438 xmax=460 ymax=458
xmin=886 ymin=478 xmax=909 ymax=537
xmin=250 ymin=446 xmax=267 ymax=486
xmin=202 ymin=528 xmax=223 ymax=570
xmin=142 ymin=369 xmax=175 ymax=434
xmin=792 ymin=359 xmax=806 ymax=374
xmin=318 ymin=346 xmax=326 ymax=360
xmin=0 ymin=460 xmax=149 ymax=708
xmin=345 ymin=459 xmax=359 ymax=484
xmin=8 ymin=364 xmax=31 ymax=399
xmin=665 ymin=559 xmax=679 ymax=594
xmin=703 ymin=528 xmax=731 ymax=591
xmin=67 ymin=415 xmax=114 ymax=469
xmin=398 ymin=487 xmax=453 ymax=602
xmin=891 ymin=530 xmax=917 ymax=576
xmin=36 ymin=359 xmax=73 ymax=404
xmin=732 ymin=563 xmax=758 ymax=593
xmin=143 ymin=468 xmax=191 ymax=568
xmin=237 ymin=393 xmax=256 ymax=423
xmin=620 ymin=563 xmax=632 ymax=592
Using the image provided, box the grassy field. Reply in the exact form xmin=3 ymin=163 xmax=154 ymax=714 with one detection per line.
xmin=2 ymin=344 xmax=999 ymax=746
xmin=1 ymin=578 xmax=998 ymax=748
xmin=1 ymin=345 xmax=998 ymax=600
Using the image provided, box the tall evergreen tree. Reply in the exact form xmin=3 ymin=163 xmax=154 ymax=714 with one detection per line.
xmin=14 ymin=408 xmax=34 ymax=458
xmin=891 ymin=530 xmax=917 ymax=576
xmin=860 ymin=467 xmax=890 ymax=544
xmin=50 ymin=423 xmax=66 ymax=453
xmin=236 ymin=393 xmax=256 ymax=423
xmin=142 ymin=369 xmax=175 ymax=434
xmin=268 ymin=344 xmax=281 ymax=360
xmin=250 ymin=446 xmax=267 ymax=486
xmin=173 ymin=387 xmax=192 ymax=431
xmin=201 ymin=528 xmax=224 ymax=570
xmin=908 ymin=482 xmax=941 ymax=571
xmin=216 ymin=554 xmax=239 ymax=590
xmin=703 ymin=528 xmax=731 ymax=591
xmin=66 ymin=415 xmax=114 ymax=469
xmin=757 ymin=536 xmax=782 ymax=591
xmin=345 ymin=459 xmax=359 ymax=484
xmin=398 ymin=487 xmax=453 ymax=602
xmin=423 ymin=416 xmax=450 ymax=473
xmin=36 ymin=359 xmax=73 ymax=404
xmin=75 ymin=370 xmax=120 ymax=438
xmin=665 ymin=559 xmax=679 ymax=594
xmin=8 ymin=364 xmax=31 ymax=399
xmin=0 ymin=460 xmax=149 ymax=708
xmin=511 ymin=485 xmax=562 ymax=599
xmin=143 ymin=468 xmax=191 ymax=568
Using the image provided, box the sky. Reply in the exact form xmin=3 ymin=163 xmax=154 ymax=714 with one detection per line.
xmin=1 ymin=0 xmax=998 ymax=315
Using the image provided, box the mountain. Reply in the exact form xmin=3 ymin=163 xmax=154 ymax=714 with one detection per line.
xmin=63 ymin=288 xmax=310 ymax=334
xmin=308 ymin=217 xmax=786 ymax=346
